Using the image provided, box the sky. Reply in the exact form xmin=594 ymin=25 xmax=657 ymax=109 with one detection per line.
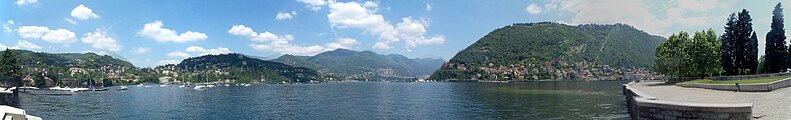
xmin=1 ymin=0 xmax=790 ymax=67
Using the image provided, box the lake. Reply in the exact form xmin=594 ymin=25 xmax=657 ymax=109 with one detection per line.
xmin=16 ymin=81 xmax=630 ymax=119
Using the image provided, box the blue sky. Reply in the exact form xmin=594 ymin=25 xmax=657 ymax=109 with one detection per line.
xmin=1 ymin=0 xmax=789 ymax=67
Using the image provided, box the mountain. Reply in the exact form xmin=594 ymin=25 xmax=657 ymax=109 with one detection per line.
xmin=272 ymin=49 xmax=445 ymax=80
xmin=175 ymin=53 xmax=320 ymax=83
xmin=8 ymin=49 xmax=134 ymax=69
xmin=430 ymin=22 xmax=665 ymax=80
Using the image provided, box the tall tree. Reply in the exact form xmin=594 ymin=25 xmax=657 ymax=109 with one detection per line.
xmin=729 ymin=9 xmax=758 ymax=75
xmin=764 ymin=3 xmax=787 ymax=73
xmin=721 ymin=13 xmax=738 ymax=75
xmin=0 ymin=49 xmax=21 ymax=88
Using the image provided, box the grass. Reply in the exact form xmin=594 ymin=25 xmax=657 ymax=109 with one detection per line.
xmin=681 ymin=77 xmax=790 ymax=84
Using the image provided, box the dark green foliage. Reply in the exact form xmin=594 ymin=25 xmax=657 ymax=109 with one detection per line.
xmin=764 ymin=2 xmax=787 ymax=73
xmin=722 ymin=9 xmax=759 ymax=75
xmin=272 ymin=49 xmax=445 ymax=79
xmin=176 ymin=53 xmax=320 ymax=83
xmin=0 ymin=49 xmax=22 ymax=87
xmin=430 ymin=22 xmax=664 ymax=80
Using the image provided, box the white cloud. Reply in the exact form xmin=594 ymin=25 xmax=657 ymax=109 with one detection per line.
xmin=41 ymin=29 xmax=78 ymax=44
xmin=158 ymin=60 xmax=180 ymax=65
xmin=71 ymin=4 xmax=100 ymax=20
xmin=166 ymin=51 xmax=191 ymax=58
xmin=64 ymin=18 xmax=78 ymax=25
xmin=17 ymin=26 xmax=77 ymax=44
xmin=230 ymin=24 xmax=353 ymax=56
xmin=526 ymin=4 xmax=542 ymax=14
xmin=184 ymin=46 xmax=232 ymax=56
xmin=677 ymin=0 xmax=720 ymax=12
xmin=396 ymin=17 xmax=445 ymax=47
xmin=276 ymin=11 xmax=297 ymax=20
xmin=3 ymin=20 xmax=14 ymax=33
xmin=229 ymin=25 xmax=295 ymax=42
xmin=425 ymin=3 xmax=432 ymax=11
xmin=81 ymin=28 xmax=121 ymax=52
xmin=0 ymin=43 xmax=7 ymax=49
xmin=14 ymin=40 xmax=41 ymax=50
xmin=327 ymin=1 xmax=444 ymax=49
xmin=133 ymin=47 xmax=150 ymax=54
xmin=138 ymin=21 xmax=208 ymax=43
xmin=298 ymin=0 xmax=328 ymax=11
xmin=325 ymin=38 xmax=359 ymax=50
xmin=17 ymin=26 xmax=50 ymax=39
xmin=549 ymin=0 xmax=728 ymax=36
xmin=15 ymin=0 xmax=38 ymax=6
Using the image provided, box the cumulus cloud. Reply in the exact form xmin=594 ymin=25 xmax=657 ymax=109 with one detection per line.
xmin=71 ymin=4 xmax=100 ymax=20
xmin=547 ymin=0 xmax=728 ymax=36
xmin=166 ymin=51 xmax=191 ymax=58
xmin=184 ymin=46 xmax=232 ymax=56
xmin=3 ymin=20 xmax=14 ymax=33
xmin=276 ymin=11 xmax=297 ymax=20
xmin=138 ymin=21 xmax=208 ymax=43
xmin=229 ymin=25 xmax=358 ymax=55
xmin=325 ymin=38 xmax=359 ymax=50
xmin=17 ymin=26 xmax=77 ymax=44
xmin=14 ymin=40 xmax=41 ymax=50
xmin=298 ymin=0 xmax=328 ymax=11
xmin=526 ymin=4 xmax=542 ymax=14
xmin=81 ymin=28 xmax=121 ymax=52
xmin=158 ymin=59 xmax=180 ymax=65
xmin=133 ymin=47 xmax=150 ymax=54
xmin=327 ymin=1 xmax=444 ymax=49
xmin=15 ymin=0 xmax=38 ymax=6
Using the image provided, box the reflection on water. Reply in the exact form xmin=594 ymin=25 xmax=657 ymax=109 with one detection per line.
xmin=17 ymin=81 xmax=630 ymax=119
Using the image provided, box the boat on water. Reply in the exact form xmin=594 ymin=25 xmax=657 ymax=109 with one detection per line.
xmin=91 ymin=88 xmax=110 ymax=91
xmin=224 ymin=84 xmax=230 ymax=87
xmin=137 ymin=84 xmax=145 ymax=88
xmin=206 ymin=84 xmax=216 ymax=88
xmin=160 ymin=85 xmax=168 ymax=87
xmin=117 ymin=86 xmax=128 ymax=91
xmin=194 ymin=85 xmax=206 ymax=90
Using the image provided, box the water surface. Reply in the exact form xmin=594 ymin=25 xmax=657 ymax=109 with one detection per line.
xmin=18 ymin=81 xmax=630 ymax=119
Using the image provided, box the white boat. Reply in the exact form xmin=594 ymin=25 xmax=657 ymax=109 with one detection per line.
xmin=178 ymin=85 xmax=185 ymax=88
xmin=206 ymin=85 xmax=216 ymax=88
xmin=160 ymin=85 xmax=168 ymax=87
xmin=117 ymin=86 xmax=128 ymax=91
xmin=194 ymin=85 xmax=206 ymax=90
xmin=144 ymin=85 xmax=153 ymax=88
xmin=224 ymin=84 xmax=230 ymax=87
xmin=137 ymin=84 xmax=144 ymax=88
xmin=243 ymin=84 xmax=251 ymax=86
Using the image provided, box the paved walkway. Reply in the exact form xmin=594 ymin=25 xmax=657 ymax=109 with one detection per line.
xmin=630 ymin=82 xmax=791 ymax=119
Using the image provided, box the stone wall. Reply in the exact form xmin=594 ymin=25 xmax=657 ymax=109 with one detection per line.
xmin=707 ymin=73 xmax=791 ymax=81
xmin=623 ymin=82 xmax=752 ymax=120
xmin=677 ymin=77 xmax=791 ymax=92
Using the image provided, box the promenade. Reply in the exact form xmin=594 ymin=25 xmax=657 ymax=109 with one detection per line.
xmin=630 ymin=81 xmax=791 ymax=119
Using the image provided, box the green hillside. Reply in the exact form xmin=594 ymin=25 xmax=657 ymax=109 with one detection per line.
xmin=175 ymin=53 xmax=321 ymax=83
xmin=430 ymin=22 xmax=665 ymax=80
xmin=273 ymin=49 xmax=445 ymax=80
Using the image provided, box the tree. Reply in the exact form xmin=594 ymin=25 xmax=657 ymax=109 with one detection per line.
xmin=721 ymin=13 xmax=738 ymax=75
xmin=655 ymin=32 xmax=690 ymax=79
xmin=690 ymin=29 xmax=721 ymax=77
xmin=722 ymin=9 xmax=758 ymax=75
xmin=0 ymin=49 xmax=21 ymax=88
xmin=764 ymin=2 xmax=787 ymax=73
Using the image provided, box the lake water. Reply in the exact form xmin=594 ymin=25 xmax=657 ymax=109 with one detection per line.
xmin=17 ymin=81 xmax=630 ymax=119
